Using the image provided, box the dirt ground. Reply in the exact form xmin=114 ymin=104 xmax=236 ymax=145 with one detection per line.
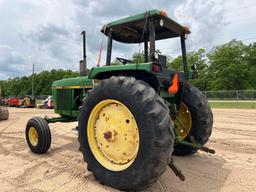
xmin=0 ymin=108 xmax=256 ymax=192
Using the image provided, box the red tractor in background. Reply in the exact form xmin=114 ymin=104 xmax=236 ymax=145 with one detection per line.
xmin=7 ymin=97 xmax=19 ymax=107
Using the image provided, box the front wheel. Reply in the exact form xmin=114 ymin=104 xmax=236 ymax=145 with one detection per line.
xmin=25 ymin=117 xmax=51 ymax=154
xmin=78 ymin=76 xmax=175 ymax=191
xmin=172 ymin=82 xmax=213 ymax=156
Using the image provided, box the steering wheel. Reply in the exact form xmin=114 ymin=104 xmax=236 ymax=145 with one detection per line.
xmin=116 ymin=57 xmax=132 ymax=64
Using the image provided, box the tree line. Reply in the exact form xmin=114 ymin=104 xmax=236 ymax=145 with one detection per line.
xmin=0 ymin=69 xmax=79 ymax=97
xmin=127 ymin=39 xmax=256 ymax=91
xmin=168 ymin=40 xmax=256 ymax=91
xmin=1 ymin=39 xmax=256 ymax=97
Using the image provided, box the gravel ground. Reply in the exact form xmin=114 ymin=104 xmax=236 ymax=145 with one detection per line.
xmin=0 ymin=107 xmax=256 ymax=192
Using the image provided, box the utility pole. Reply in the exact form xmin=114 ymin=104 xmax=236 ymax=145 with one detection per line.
xmin=0 ymin=84 xmax=2 ymax=100
xmin=32 ymin=63 xmax=35 ymax=97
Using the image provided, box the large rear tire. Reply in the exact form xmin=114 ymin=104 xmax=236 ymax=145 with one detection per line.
xmin=173 ymin=82 xmax=213 ymax=156
xmin=78 ymin=76 xmax=175 ymax=191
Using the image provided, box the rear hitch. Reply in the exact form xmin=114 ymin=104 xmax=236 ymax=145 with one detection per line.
xmin=169 ymin=158 xmax=185 ymax=181
xmin=176 ymin=139 xmax=215 ymax=154
xmin=199 ymin=146 xmax=215 ymax=154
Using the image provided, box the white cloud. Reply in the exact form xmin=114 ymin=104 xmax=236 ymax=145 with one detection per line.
xmin=0 ymin=0 xmax=256 ymax=79
xmin=174 ymin=0 xmax=227 ymax=50
xmin=219 ymin=0 xmax=256 ymax=43
xmin=0 ymin=45 xmax=29 ymax=78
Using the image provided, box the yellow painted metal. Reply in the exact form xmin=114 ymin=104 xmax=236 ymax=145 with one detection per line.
xmin=173 ymin=102 xmax=192 ymax=140
xmin=28 ymin=127 xmax=38 ymax=146
xmin=53 ymin=85 xmax=93 ymax=89
xmin=87 ymin=99 xmax=139 ymax=171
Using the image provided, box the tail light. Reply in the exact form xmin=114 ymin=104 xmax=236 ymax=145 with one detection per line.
xmin=151 ymin=63 xmax=162 ymax=73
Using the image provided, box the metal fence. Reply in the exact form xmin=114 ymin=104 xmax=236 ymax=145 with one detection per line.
xmin=2 ymin=91 xmax=256 ymax=101
xmin=202 ymin=90 xmax=256 ymax=100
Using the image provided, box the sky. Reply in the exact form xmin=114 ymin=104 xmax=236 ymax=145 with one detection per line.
xmin=0 ymin=0 xmax=256 ymax=79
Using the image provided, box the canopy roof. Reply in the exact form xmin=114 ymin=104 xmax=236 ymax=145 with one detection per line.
xmin=101 ymin=9 xmax=190 ymax=43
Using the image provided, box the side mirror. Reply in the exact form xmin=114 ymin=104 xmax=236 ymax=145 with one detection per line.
xmin=151 ymin=51 xmax=159 ymax=61
xmin=191 ymin=63 xmax=197 ymax=71
xmin=191 ymin=63 xmax=198 ymax=79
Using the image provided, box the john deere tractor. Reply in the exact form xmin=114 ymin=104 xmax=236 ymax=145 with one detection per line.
xmin=25 ymin=10 xmax=213 ymax=191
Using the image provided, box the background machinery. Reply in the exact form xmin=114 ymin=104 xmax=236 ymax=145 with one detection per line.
xmin=18 ymin=95 xmax=36 ymax=108
xmin=0 ymin=85 xmax=9 ymax=121
xmin=37 ymin=96 xmax=54 ymax=109
xmin=6 ymin=97 xmax=19 ymax=107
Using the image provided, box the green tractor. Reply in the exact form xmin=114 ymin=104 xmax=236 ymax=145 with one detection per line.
xmin=25 ymin=10 xmax=213 ymax=191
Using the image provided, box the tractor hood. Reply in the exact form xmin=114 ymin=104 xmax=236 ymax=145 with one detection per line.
xmin=52 ymin=76 xmax=93 ymax=89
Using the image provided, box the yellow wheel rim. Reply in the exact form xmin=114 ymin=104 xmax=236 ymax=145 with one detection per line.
xmin=28 ymin=127 xmax=38 ymax=146
xmin=172 ymin=102 xmax=192 ymax=140
xmin=87 ymin=99 xmax=139 ymax=171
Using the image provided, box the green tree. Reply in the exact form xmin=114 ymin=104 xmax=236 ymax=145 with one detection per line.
xmin=1 ymin=39 xmax=256 ymax=96
xmin=207 ymin=40 xmax=252 ymax=90
xmin=131 ymin=51 xmax=145 ymax=63
xmin=131 ymin=50 xmax=162 ymax=63
xmin=246 ymin=42 xmax=256 ymax=89
xmin=168 ymin=49 xmax=209 ymax=90
xmin=1 ymin=69 xmax=79 ymax=97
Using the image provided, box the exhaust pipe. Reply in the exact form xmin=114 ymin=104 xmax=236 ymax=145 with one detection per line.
xmin=80 ymin=31 xmax=87 ymax=76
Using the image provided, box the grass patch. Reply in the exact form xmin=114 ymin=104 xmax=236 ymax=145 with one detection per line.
xmin=209 ymin=101 xmax=256 ymax=109
xmin=36 ymin=100 xmax=43 ymax=105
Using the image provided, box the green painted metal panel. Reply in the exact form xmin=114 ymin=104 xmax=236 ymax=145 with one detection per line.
xmin=56 ymin=89 xmax=72 ymax=110
xmin=52 ymin=76 xmax=93 ymax=88
xmin=53 ymin=109 xmax=79 ymax=118
xmin=88 ymin=62 xmax=152 ymax=79
xmin=105 ymin=9 xmax=160 ymax=28
xmin=52 ymin=76 xmax=93 ymax=117
xmin=102 ymin=9 xmax=190 ymax=43
xmin=160 ymin=89 xmax=174 ymax=98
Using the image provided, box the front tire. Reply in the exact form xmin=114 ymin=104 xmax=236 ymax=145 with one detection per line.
xmin=25 ymin=117 xmax=51 ymax=154
xmin=173 ymin=82 xmax=213 ymax=156
xmin=78 ymin=76 xmax=175 ymax=191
